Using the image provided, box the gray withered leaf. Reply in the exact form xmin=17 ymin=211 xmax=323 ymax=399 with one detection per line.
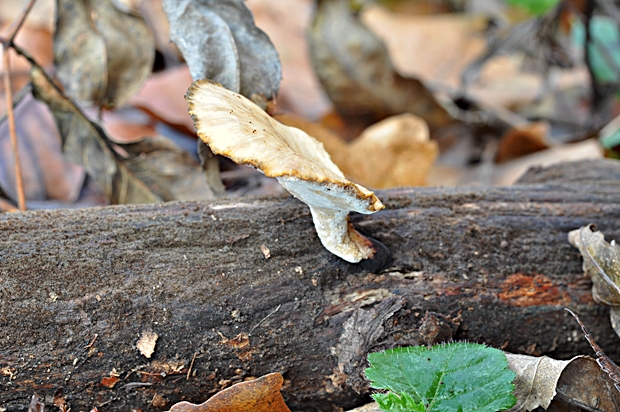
xmin=162 ymin=0 xmax=281 ymax=100
xmin=54 ymin=0 xmax=155 ymax=108
xmin=568 ymin=224 xmax=620 ymax=338
xmin=119 ymin=136 xmax=215 ymax=201
xmin=568 ymin=225 xmax=620 ymax=306
xmin=30 ymin=63 xmax=159 ymax=205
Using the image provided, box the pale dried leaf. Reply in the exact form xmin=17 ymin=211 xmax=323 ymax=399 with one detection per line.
xmin=346 ymin=114 xmax=437 ymax=188
xmin=507 ymin=354 xmax=569 ymax=411
xmin=54 ymin=0 xmax=155 ymax=107
xmin=260 ymin=244 xmax=270 ymax=259
xmin=345 ymin=402 xmax=381 ymax=412
xmin=137 ymin=330 xmax=158 ymax=358
xmin=162 ymin=0 xmax=281 ymax=100
xmin=186 ymin=80 xmax=383 ymax=262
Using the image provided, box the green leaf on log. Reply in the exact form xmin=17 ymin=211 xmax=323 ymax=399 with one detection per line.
xmin=366 ymin=342 xmax=516 ymax=412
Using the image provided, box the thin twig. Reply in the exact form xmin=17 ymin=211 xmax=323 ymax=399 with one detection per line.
xmin=186 ymin=352 xmax=197 ymax=380
xmin=250 ymin=304 xmax=282 ymax=333
xmin=2 ymin=48 xmax=26 ymax=211
xmin=1 ymin=0 xmax=37 ymax=44
xmin=0 ymin=0 xmax=37 ymax=212
xmin=84 ymin=334 xmax=98 ymax=349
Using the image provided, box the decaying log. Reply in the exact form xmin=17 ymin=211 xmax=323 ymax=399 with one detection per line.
xmin=1 ymin=159 xmax=620 ymax=411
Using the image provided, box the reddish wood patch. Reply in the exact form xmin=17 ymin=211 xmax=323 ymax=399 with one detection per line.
xmin=499 ymin=274 xmax=570 ymax=307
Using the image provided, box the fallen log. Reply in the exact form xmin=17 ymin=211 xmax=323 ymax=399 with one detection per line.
xmin=1 ymin=159 xmax=620 ymax=411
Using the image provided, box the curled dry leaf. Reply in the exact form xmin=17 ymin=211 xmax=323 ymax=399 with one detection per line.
xmin=507 ymin=353 xmax=620 ymax=412
xmin=308 ymin=0 xmax=453 ymax=132
xmin=29 ymin=60 xmax=158 ymax=204
xmin=54 ymin=0 xmax=155 ymax=107
xmin=168 ymin=372 xmax=290 ymax=412
xmin=186 ymin=80 xmax=384 ymax=263
xmin=568 ymin=225 xmax=620 ymax=337
xmin=162 ymin=0 xmax=281 ymax=100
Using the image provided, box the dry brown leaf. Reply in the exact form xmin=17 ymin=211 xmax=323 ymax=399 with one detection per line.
xmin=362 ymin=5 xmax=584 ymax=111
xmin=361 ymin=6 xmax=487 ymax=90
xmin=186 ymin=80 xmax=384 ymax=263
xmin=495 ymin=122 xmax=551 ymax=163
xmin=54 ymin=0 xmax=155 ymax=108
xmin=136 ymin=330 xmax=158 ymax=359
xmin=100 ymin=109 xmax=158 ymax=144
xmin=168 ymin=373 xmax=290 ymax=412
xmin=566 ymin=309 xmax=620 ymax=392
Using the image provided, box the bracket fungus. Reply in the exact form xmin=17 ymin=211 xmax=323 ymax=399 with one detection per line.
xmin=186 ymin=80 xmax=386 ymax=264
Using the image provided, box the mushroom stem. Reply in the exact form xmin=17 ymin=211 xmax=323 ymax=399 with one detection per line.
xmin=308 ymin=206 xmax=375 ymax=263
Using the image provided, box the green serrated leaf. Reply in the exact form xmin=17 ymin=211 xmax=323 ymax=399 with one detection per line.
xmin=373 ymin=392 xmax=425 ymax=412
xmin=366 ymin=342 xmax=516 ymax=412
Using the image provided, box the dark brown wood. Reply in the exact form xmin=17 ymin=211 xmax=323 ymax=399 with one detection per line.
xmin=1 ymin=159 xmax=620 ymax=411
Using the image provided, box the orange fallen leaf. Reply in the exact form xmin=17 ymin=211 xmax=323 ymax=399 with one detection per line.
xmin=100 ymin=376 xmax=119 ymax=388
xmin=168 ymin=372 xmax=290 ymax=412
xmin=495 ymin=122 xmax=550 ymax=163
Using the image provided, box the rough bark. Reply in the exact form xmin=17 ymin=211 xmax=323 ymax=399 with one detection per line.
xmin=1 ymin=159 xmax=620 ymax=411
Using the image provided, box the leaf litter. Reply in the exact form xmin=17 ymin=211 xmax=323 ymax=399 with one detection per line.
xmin=3 ymin=1 xmax=614 ymax=410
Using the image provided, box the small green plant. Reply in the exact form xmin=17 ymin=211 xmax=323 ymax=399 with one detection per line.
xmin=502 ymin=0 xmax=560 ymax=16
xmin=366 ymin=342 xmax=517 ymax=412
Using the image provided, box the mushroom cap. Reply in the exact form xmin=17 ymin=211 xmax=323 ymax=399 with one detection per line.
xmin=186 ymin=79 xmax=384 ymax=214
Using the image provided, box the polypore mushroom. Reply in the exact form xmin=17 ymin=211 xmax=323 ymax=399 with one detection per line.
xmin=186 ymin=80 xmax=386 ymax=263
